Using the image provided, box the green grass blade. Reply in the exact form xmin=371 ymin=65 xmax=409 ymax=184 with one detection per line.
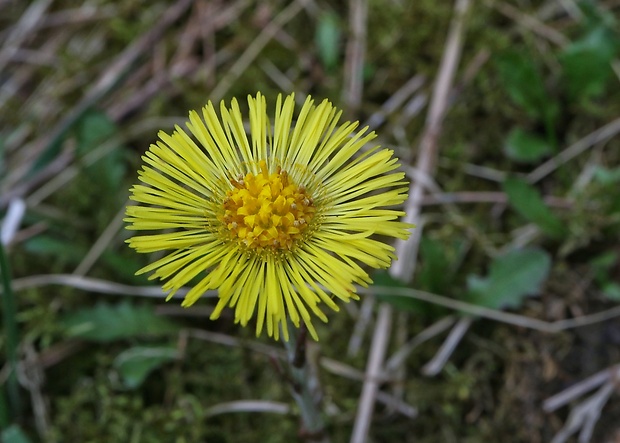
xmin=0 ymin=241 xmax=21 ymax=420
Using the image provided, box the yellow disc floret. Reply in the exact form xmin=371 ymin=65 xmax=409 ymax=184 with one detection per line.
xmin=219 ymin=160 xmax=315 ymax=251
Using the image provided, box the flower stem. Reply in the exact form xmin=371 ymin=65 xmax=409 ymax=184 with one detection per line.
xmin=284 ymin=322 xmax=329 ymax=442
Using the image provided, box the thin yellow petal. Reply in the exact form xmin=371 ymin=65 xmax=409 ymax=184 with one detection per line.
xmin=125 ymin=92 xmax=413 ymax=342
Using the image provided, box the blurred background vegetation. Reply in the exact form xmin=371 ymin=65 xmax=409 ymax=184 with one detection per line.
xmin=1 ymin=0 xmax=620 ymax=442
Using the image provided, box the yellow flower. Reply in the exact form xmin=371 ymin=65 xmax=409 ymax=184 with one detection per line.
xmin=125 ymin=93 xmax=411 ymax=341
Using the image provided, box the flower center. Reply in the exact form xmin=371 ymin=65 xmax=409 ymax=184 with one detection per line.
xmin=219 ymin=160 xmax=315 ymax=250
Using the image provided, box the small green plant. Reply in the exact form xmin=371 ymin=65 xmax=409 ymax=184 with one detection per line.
xmin=503 ymin=177 xmax=566 ymax=238
xmin=467 ymin=248 xmax=551 ymax=310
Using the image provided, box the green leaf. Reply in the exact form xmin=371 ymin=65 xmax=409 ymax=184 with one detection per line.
xmin=76 ymin=110 xmax=126 ymax=192
xmin=503 ymin=177 xmax=566 ymax=238
xmin=590 ymin=251 xmax=620 ymax=300
xmin=417 ymin=236 xmax=452 ymax=293
xmin=589 ymin=250 xmax=620 ymax=301
xmin=62 ymin=301 xmax=179 ymax=342
xmin=114 ymin=346 xmax=179 ymax=389
xmin=560 ymin=25 xmax=619 ymax=101
xmin=1 ymin=425 xmax=32 ymax=443
xmin=504 ymin=128 xmax=552 ymax=163
xmin=590 ymin=250 xmax=618 ymax=272
xmin=495 ymin=51 xmax=557 ymax=123
xmin=315 ymin=12 xmax=342 ymax=72
xmin=602 ymin=282 xmax=620 ymax=301
xmin=467 ymin=248 xmax=551 ymax=309
xmin=101 ymin=250 xmax=145 ymax=282
xmin=593 ymin=166 xmax=620 ymax=185
xmin=76 ymin=110 xmax=117 ymax=154
xmin=24 ymin=235 xmax=88 ymax=265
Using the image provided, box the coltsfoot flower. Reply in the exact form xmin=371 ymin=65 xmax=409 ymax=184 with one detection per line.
xmin=125 ymin=93 xmax=411 ymax=341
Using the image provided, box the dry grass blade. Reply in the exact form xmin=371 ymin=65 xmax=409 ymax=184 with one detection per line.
xmin=0 ymin=0 xmax=53 ymax=72
xmin=550 ymin=381 xmax=616 ymax=443
xmin=343 ymin=0 xmax=368 ymax=111
xmin=543 ymin=365 xmax=620 ymax=413
xmin=384 ymin=316 xmax=456 ymax=374
xmin=210 ymin=0 xmax=303 ymax=101
xmin=350 ymin=303 xmax=392 ymax=443
xmin=347 ymin=294 xmax=375 ymax=357
xmin=421 ymin=316 xmax=472 ymax=376
xmin=391 ymin=0 xmax=471 ymax=281
xmin=2 ymin=0 xmax=195 ymax=207
xmin=108 ymin=0 xmax=249 ymax=121
xmin=364 ymin=74 xmax=426 ymax=129
xmin=527 ymin=116 xmax=620 ymax=183
xmin=361 ymin=286 xmax=620 ymax=334
xmin=491 ymin=0 xmax=569 ymax=47
xmin=72 ymin=202 xmax=128 ymax=276
xmin=419 ymin=191 xmax=572 ymax=208
xmin=7 ymin=274 xmax=215 ymax=299
xmin=7 ymin=276 xmax=620 ymax=336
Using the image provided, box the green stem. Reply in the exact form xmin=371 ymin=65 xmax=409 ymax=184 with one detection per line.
xmin=0 ymin=240 xmax=20 ymax=421
xmin=283 ymin=322 xmax=329 ymax=442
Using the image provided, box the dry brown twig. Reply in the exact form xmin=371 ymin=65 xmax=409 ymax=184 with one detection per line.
xmin=421 ymin=316 xmax=473 ymax=376
xmin=37 ymin=4 xmax=116 ymax=29
xmin=108 ymin=0 xmax=250 ymax=121
xmin=363 ymin=74 xmax=426 ymax=130
xmin=490 ymin=0 xmax=569 ymax=47
xmin=350 ymin=0 xmax=472 ymax=441
xmin=21 ymin=116 xmax=186 ymax=210
xmin=7 ymin=276 xmax=620 ymax=336
xmin=72 ymin=202 xmax=128 ymax=277
xmin=347 ymin=294 xmax=375 ymax=357
xmin=0 ymin=0 xmax=54 ymax=73
xmin=527 ymin=116 xmax=620 ymax=184
xmin=209 ymin=0 xmax=303 ymax=101
xmin=343 ymin=0 xmax=368 ymax=112
xmin=546 ymin=365 xmax=620 ymax=443
xmin=1 ymin=0 xmax=196 ymax=209
xmin=260 ymin=59 xmax=298 ymax=93
xmin=419 ymin=191 xmax=572 ymax=208
xmin=544 ymin=365 xmax=620 ymax=413
xmin=384 ymin=316 xmax=457 ymax=375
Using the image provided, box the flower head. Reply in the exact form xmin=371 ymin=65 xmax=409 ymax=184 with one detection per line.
xmin=125 ymin=93 xmax=411 ymax=341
